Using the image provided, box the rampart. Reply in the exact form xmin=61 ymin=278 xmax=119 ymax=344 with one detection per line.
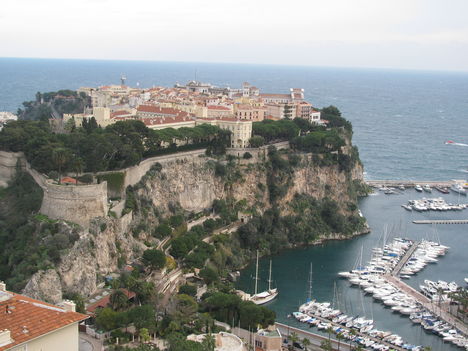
xmin=0 ymin=151 xmax=108 ymax=227
xmin=0 ymin=150 xmax=23 ymax=187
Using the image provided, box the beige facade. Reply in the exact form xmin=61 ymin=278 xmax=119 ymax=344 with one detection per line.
xmin=234 ymin=104 xmax=266 ymax=121
xmin=8 ymin=323 xmax=80 ymax=351
xmin=266 ymin=103 xmax=297 ymax=119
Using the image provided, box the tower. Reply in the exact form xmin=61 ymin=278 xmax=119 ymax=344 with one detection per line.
xmin=120 ymin=74 xmax=127 ymax=86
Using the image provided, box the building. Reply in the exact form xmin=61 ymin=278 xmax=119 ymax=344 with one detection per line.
xmin=136 ymin=105 xmax=192 ymax=119
xmin=233 ymin=326 xmax=282 ymax=351
xmin=265 ymin=103 xmax=297 ymax=119
xmin=0 ymin=282 xmax=88 ymax=351
xmin=234 ymin=104 xmax=266 ymax=121
xmin=187 ymin=332 xmax=244 ymax=351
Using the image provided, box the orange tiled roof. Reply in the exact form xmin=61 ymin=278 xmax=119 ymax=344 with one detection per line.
xmin=61 ymin=177 xmax=77 ymax=184
xmin=0 ymin=291 xmax=88 ymax=351
xmin=86 ymin=289 xmax=136 ymax=314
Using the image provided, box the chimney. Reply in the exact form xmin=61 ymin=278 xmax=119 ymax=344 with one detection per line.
xmin=0 ymin=281 xmax=5 ymax=292
xmin=61 ymin=300 xmax=76 ymax=312
xmin=0 ymin=330 xmax=12 ymax=347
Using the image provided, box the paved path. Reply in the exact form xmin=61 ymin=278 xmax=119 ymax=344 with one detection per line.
xmin=80 ymin=332 xmax=103 ymax=351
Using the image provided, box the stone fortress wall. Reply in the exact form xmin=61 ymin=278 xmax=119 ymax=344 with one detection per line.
xmin=0 ymin=151 xmax=108 ymax=227
xmin=0 ymin=142 xmax=289 ymax=227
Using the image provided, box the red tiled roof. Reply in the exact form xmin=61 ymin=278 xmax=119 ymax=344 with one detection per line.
xmin=207 ymin=105 xmax=231 ymax=110
xmin=61 ymin=177 xmax=77 ymax=184
xmin=137 ymin=105 xmax=190 ymax=118
xmin=111 ymin=110 xmax=132 ymax=118
xmin=86 ymin=289 xmax=136 ymax=314
xmin=0 ymin=291 xmax=88 ymax=351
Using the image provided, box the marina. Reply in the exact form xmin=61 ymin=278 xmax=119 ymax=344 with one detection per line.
xmin=237 ymin=188 xmax=468 ymax=351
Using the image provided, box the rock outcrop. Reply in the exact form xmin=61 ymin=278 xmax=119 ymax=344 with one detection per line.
xmin=20 ymin=146 xmax=366 ymax=302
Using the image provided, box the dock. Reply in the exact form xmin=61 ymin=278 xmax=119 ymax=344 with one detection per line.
xmin=413 ymin=219 xmax=468 ymax=224
xmin=365 ymin=180 xmax=464 ymax=188
xmin=281 ymin=313 xmax=408 ymax=351
xmin=384 ymin=275 xmax=468 ymax=337
xmin=275 ymin=322 xmax=351 ymax=351
xmin=391 ymin=240 xmax=419 ymax=276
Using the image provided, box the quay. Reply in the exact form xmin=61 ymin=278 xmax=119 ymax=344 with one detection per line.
xmin=282 ymin=314 xmax=409 ymax=351
xmin=391 ymin=241 xmax=419 ymax=276
xmin=413 ymin=219 xmax=468 ymax=224
xmin=365 ymin=180 xmax=459 ymax=188
xmin=276 ymin=322 xmax=351 ymax=351
xmin=384 ymin=276 xmax=468 ymax=337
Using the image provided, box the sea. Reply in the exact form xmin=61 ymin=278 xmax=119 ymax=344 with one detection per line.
xmin=1 ymin=57 xmax=467 ymax=350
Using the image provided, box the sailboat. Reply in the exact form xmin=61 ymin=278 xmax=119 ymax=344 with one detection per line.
xmin=250 ymin=251 xmax=278 ymax=305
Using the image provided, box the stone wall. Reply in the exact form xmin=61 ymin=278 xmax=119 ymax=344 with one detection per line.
xmin=0 ymin=151 xmax=108 ymax=227
xmin=40 ymin=180 xmax=108 ymax=227
xmin=0 ymin=150 xmax=22 ymax=187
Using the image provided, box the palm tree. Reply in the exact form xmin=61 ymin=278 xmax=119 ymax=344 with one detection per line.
xmin=336 ymin=332 xmax=344 ymax=351
xmin=109 ymin=289 xmax=128 ymax=311
xmin=302 ymin=337 xmax=311 ymax=351
xmin=326 ymin=326 xmax=334 ymax=342
xmin=52 ymin=147 xmax=69 ymax=184
xmin=349 ymin=328 xmax=357 ymax=350
xmin=202 ymin=332 xmax=216 ymax=351
xmin=71 ymin=156 xmax=84 ymax=181
xmin=289 ymin=332 xmax=299 ymax=351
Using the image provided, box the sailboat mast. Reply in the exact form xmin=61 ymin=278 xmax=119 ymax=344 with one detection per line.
xmin=254 ymin=251 xmax=259 ymax=295
xmin=307 ymin=262 xmax=313 ymax=301
xmin=268 ymin=260 xmax=272 ymax=291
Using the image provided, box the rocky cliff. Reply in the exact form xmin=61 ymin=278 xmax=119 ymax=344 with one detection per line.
xmin=20 ymin=146 xmax=366 ymax=303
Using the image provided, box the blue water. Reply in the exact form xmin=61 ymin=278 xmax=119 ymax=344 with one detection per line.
xmin=1 ymin=57 xmax=467 ymax=180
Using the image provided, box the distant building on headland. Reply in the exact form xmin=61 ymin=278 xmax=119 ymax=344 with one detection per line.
xmin=63 ymin=80 xmax=323 ymax=148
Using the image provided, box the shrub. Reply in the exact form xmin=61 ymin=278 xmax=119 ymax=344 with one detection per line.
xmin=243 ymin=152 xmax=252 ymax=159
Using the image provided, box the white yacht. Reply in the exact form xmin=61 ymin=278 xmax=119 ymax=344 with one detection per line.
xmin=250 ymin=252 xmax=278 ymax=305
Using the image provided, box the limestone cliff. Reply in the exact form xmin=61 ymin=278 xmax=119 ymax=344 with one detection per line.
xmin=20 ymin=147 xmax=366 ymax=303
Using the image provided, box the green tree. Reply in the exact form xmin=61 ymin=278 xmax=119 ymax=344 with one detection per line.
xmin=302 ymin=337 xmax=311 ymax=351
xmin=199 ymin=267 xmax=218 ymax=285
xmin=140 ymin=328 xmax=150 ymax=342
xmin=249 ymin=135 xmax=265 ymax=148
xmin=320 ymin=339 xmax=332 ymax=351
xmin=142 ymin=249 xmax=166 ymax=270
xmin=289 ymin=332 xmax=299 ymax=351
xmin=52 ymin=147 xmax=69 ymax=184
xmin=95 ymin=307 xmax=119 ymax=331
xmin=201 ymin=333 xmax=216 ymax=351
xmin=109 ymin=289 xmax=129 ymax=311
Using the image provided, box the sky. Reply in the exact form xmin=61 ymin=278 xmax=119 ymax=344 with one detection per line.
xmin=2 ymin=0 xmax=468 ymax=71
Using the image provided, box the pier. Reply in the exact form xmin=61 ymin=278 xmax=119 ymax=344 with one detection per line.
xmin=391 ymin=240 xmax=420 ymax=276
xmin=413 ymin=219 xmax=468 ymax=224
xmin=365 ymin=180 xmax=459 ymax=188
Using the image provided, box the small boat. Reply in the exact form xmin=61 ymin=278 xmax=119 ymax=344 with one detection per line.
xmin=435 ymin=186 xmax=449 ymax=194
xmin=450 ymin=184 xmax=467 ymax=195
xmin=423 ymin=184 xmax=432 ymax=193
xmin=415 ymin=185 xmax=423 ymax=192
xmin=398 ymin=184 xmax=406 ymax=191
xmin=464 ymin=278 xmax=468 ymax=284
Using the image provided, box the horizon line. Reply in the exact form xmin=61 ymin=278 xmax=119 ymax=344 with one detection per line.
xmin=1 ymin=56 xmax=468 ymax=75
